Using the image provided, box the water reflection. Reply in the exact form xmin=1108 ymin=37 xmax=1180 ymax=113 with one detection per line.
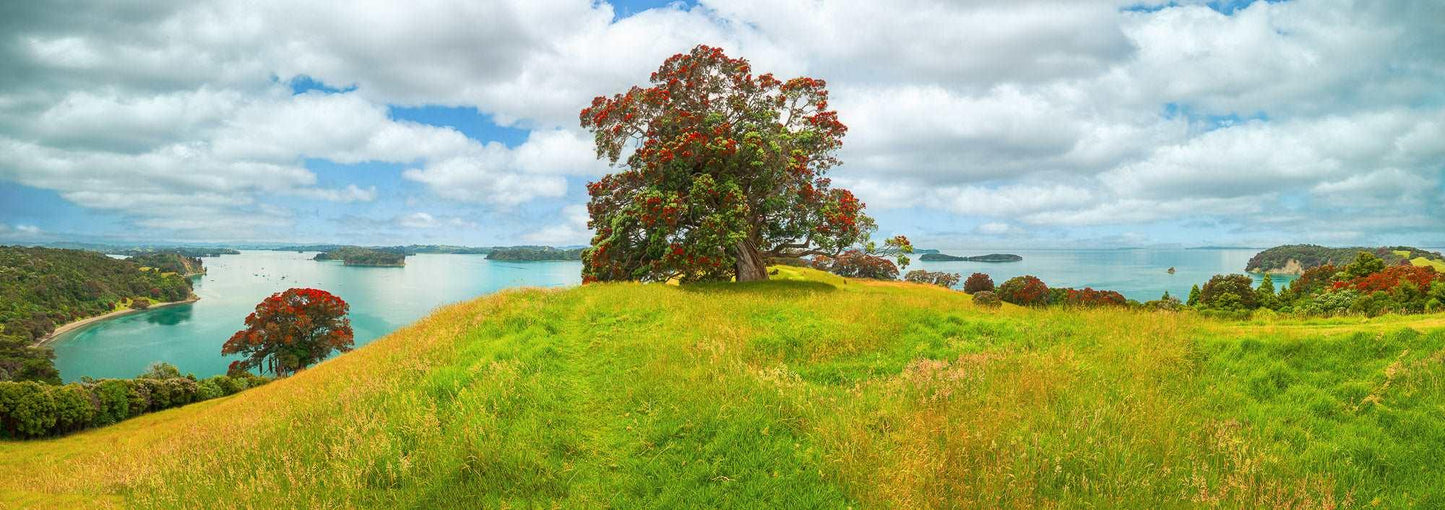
xmin=144 ymin=304 xmax=194 ymax=326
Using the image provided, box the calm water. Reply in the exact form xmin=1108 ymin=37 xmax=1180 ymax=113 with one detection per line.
xmin=52 ymin=251 xmax=581 ymax=382
xmin=909 ymin=248 xmax=1291 ymax=303
xmin=53 ymin=247 xmax=1280 ymax=382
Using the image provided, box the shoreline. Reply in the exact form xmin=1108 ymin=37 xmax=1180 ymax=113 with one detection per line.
xmin=34 ymin=295 xmax=200 ymax=347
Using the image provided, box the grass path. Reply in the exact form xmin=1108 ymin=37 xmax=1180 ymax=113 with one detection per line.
xmin=2 ymin=268 xmax=1444 ymax=508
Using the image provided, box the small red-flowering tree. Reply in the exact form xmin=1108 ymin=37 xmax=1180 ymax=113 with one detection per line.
xmin=221 ymin=288 xmax=353 ymax=377
xmin=579 ymin=45 xmax=883 ymax=283
xmin=997 ymin=275 xmax=1050 ymax=306
xmin=963 ymin=273 xmax=995 ymax=294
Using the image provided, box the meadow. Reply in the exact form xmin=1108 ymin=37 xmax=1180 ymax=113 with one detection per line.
xmin=1 ymin=267 xmax=1442 ymax=508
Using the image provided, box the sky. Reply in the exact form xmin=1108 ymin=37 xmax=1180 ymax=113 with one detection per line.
xmin=0 ymin=0 xmax=1441 ymax=249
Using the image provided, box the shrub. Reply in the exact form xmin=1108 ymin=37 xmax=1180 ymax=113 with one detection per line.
xmin=972 ymin=291 xmax=1001 ymax=308
xmin=904 ymin=270 xmax=960 ymax=288
xmin=811 ymin=250 xmax=899 ymax=280
xmin=1335 ymin=265 xmax=1438 ymax=294
xmin=1198 ymin=274 xmax=1260 ymax=311
xmin=1344 ymin=251 xmax=1386 ymax=279
xmin=1061 ymin=288 xmax=1127 ymax=307
xmin=130 ymin=298 xmax=151 ymax=310
xmin=997 ymin=276 xmax=1049 ymax=306
xmin=962 ymin=273 xmax=994 ymax=294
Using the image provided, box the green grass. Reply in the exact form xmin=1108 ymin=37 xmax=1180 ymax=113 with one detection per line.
xmin=2 ymin=267 xmax=1444 ymax=508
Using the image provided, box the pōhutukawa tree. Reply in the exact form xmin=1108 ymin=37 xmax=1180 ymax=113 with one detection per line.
xmin=579 ymin=45 xmax=882 ymax=283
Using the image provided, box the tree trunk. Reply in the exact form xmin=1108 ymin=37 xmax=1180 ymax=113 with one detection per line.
xmin=734 ymin=239 xmax=769 ymax=282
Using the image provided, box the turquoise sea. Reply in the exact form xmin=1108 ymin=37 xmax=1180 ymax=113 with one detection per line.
xmin=53 ymin=247 xmax=1290 ymax=382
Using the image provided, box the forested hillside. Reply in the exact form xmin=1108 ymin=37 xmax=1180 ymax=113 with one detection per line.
xmin=1247 ymin=244 xmax=1444 ymax=274
xmin=485 ymin=246 xmax=584 ymax=261
xmin=0 ymin=247 xmax=195 ymax=382
xmin=126 ymin=252 xmax=206 ymax=276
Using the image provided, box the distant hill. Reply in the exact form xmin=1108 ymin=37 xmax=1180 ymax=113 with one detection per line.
xmin=125 ymin=252 xmax=206 ymax=277
xmin=919 ymin=253 xmax=1023 ymax=263
xmin=277 ymin=244 xmax=492 ymax=255
xmin=313 ymin=246 xmax=407 ymax=267
xmin=1246 ymin=244 xmax=1445 ymax=274
xmin=112 ymin=247 xmax=238 ymax=258
xmin=486 ymin=246 xmax=584 ymax=261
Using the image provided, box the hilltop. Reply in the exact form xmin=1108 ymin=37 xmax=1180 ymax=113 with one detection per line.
xmin=0 ymin=267 xmax=1441 ymax=507
xmin=1247 ymin=244 xmax=1445 ymax=274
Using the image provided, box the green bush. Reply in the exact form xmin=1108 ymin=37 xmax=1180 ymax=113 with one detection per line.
xmin=0 ymin=372 xmax=270 ymax=439
xmin=972 ymin=291 xmax=1002 ymax=308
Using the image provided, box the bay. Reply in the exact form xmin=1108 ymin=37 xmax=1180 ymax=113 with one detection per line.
xmin=52 ymin=251 xmax=581 ymax=382
xmin=53 ymin=247 xmax=1287 ymax=382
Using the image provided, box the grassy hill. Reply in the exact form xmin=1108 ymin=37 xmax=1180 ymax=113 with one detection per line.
xmin=2 ymin=267 xmax=1443 ymax=508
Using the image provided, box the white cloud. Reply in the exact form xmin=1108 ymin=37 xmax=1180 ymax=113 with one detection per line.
xmin=0 ymin=0 xmax=1442 ymax=244
xmin=976 ymin=222 xmax=1013 ymax=235
xmin=523 ymin=205 xmax=591 ymax=245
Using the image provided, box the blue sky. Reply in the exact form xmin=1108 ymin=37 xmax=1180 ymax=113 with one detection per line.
xmin=0 ymin=0 xmax=1441 ymax=249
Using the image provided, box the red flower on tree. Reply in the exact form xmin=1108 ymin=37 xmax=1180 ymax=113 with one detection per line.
xmin=221 ymin=288 xmax=354 ymax=377
xmin=578 ymin=45 xmax=877 ymax=283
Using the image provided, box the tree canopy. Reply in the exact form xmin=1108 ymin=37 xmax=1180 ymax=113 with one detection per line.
xmin=578 ymin=45 xmax=877 ymax=282
xmin=222 ymin=288 xmax=354 ymax=377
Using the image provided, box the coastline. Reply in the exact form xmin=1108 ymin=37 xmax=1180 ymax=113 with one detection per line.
xmin=34 ymin=295 xmax=200 ymax=347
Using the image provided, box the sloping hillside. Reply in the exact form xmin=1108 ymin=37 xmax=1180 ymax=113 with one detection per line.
xmin=2 ymin=267 xmax=1443 ymax=508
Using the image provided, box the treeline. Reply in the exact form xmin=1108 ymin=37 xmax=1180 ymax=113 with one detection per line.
xmin=126 ymin=252 xmax=205 ymax=276
xmin=0 ymin=363 xmax=270 ymax=439
xmin=280 ymin=244 xmax=492 ymax=255
xmin=112 ymin=247 xmax=238 ymax=258
xmin=1246 ymin=244 xmax=1443 ymax=273
xmin=0 ymin=246 xmax=196 ymax=383
xmin=1193 ymin=251 xmax=1445 ymax=318
xmin=313 ymin=246 xmax=407 ymax=266
xmin=486 ymin=246 xmax=585 ymax=261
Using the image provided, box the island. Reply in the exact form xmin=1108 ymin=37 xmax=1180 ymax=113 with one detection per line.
xmin=485 ymin=246 xmax=585 ymax=261
xmin=919 ymin=252 xmax=1023 ymax=263
xmin=313 ymin=246 xmax=407 ymax=267
xmin=1246 ymin=244 xmax=1445 ymax=275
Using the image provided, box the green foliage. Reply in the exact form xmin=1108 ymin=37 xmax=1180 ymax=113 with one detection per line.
xmin=1344 ymin=251 xmax=1387 ymax=279
xmin=0 ymin=371 xmax=269 ymax=439
xmin=1199 ymin=274 xmax=1260 ymax=311
xmin=139 ymin=361 xmax=182 ymax=379
xmin=970 ymin=290 xmax=1001 ymax=308
xmin=314 ymin=246 xmax=407 ymax=266
xmin=1256 ymin=274 xmax=1278 ymax=310
xmin=1187 ymin=284 xmax=1201 ymax=306
xmin=485 ymin=246 xmax=585 ymax=261
xmin=903 ymin=270 xmax=959 ymax=288
xmin=125 ymin=252 xmax=205 ymax=276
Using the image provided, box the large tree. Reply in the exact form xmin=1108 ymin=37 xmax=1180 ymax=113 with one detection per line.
xmin=222 ymin=288 xmax=354 ymax=377
xmin=579 ymin=45 xmax=878 ymax=282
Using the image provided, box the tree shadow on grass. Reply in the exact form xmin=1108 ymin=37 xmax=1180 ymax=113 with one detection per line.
xmin=676 ymin=279 xmax=838 ymax=296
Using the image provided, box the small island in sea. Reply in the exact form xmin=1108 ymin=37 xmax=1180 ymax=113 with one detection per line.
xmin=1246 ymin=244 xmax=1445 ymax=275
xmin=313 ymin=246 xmax=407 ymax=267
xmin=919 ymin=252 xmax=1023 ymax=263
xmin=486 ymin=246 xmax=585 ymax=261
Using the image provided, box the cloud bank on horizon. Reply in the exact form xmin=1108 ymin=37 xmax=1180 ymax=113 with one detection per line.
xmin=0 ymin=0 xmax=1441 ymax=248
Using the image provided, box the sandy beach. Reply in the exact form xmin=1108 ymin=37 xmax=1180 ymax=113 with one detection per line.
xmin=35 ymin=295 xmax=200 ymax=347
